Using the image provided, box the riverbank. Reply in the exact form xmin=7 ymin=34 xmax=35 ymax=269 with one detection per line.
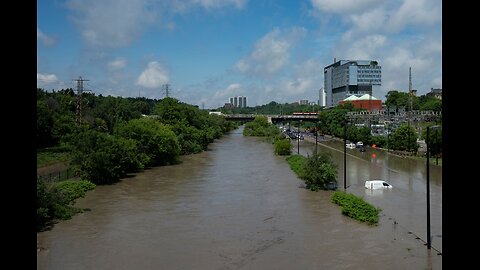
xmin=38 ymin=126 xmax=442 ymax=269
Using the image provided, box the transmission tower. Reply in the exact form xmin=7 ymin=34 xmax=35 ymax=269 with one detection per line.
xmin=162 ymin=83 xmax=170 ymax=98
xmin=73 ymin=76 xmax=91 ymax=124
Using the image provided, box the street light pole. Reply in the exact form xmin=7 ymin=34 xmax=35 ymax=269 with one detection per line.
xmin=386 ymin=106 xmax=389 ymax=152
xmin=426 ymin=125 xmax=440 ymax=250
xmin=426 ymin=126 xmax=431 ymax=249
xmin=435 ymin=128 xmax=439 ymax=165
xmin=315 ymin=121 xmax=318 ymax=152
xmin=344 ymin=118 xmax=347 ymax=191
xmin=297 ymin=121 xmax=300 ymax=155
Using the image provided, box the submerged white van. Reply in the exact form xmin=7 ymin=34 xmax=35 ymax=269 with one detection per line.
xmin=365 ymin=180 xmax=393 ymax=190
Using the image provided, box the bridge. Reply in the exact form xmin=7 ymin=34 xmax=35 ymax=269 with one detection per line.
xmin=223 ymin=114 xmax=319 ymax=123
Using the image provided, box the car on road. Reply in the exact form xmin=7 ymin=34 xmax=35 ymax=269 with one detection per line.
xmin=365 ymin=180 xmax=393 ymax=190
xmin=356 ymin=141 xmax=364 ymax=148
xmin=346 ymin=143 xmax=356 ymax=149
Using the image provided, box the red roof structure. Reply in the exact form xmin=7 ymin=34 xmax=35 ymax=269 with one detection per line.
xmin=339 ymin=94 xmax=382 ymax=112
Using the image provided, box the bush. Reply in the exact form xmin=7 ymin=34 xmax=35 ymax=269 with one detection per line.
xmin=115 ymin=118 xmax=180 ymax=166
xmin=37 ymin=178 xmax=96 ymax=231
xmin=70 ymin=130 xmax=143 ymax=184
xmin=302 ymin=151 xmax=337 ymax=191
xmin=243 ymin=116 xmax=280 ymax=137
xmin=331 ymin=191 xmax=381 ymax=225
xmin=274 ymin=138 xmax=292 ymax=155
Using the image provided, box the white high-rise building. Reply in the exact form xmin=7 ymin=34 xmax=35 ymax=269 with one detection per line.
xmin=228 ymin=96 xmax=248 ymax=108
xmin=324 ymin=60 xmax=382 ymax=107
xmin=318 ymin=88 xmax=326 ymax=106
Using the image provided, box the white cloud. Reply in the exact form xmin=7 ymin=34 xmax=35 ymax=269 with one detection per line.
xmin=235 ymin=27 xmax=307 ymax=77
xmin=193 ymin=0 xmax=246 ymax=10
xmin=310 ymin=0 xmax=383 ymax=14
xmin=380 ymin=44 xmax=437 ymax=97
xmin=282 ymin=59 xmax=323 ymax=96
xmin=386 ymin=0 xmax=441 ymax=33
xmin=336 ymin=34 xmax=387 ymax=60
xmin=234 ymin=59 xmax=249 ymax=73
xmin=213 ymin=83 xmax=241 ymax=100
xmin=37 ymin=73 xmax=58 ymax=83
xmin=37 ymin=28 xmax=55 ymax=46
xmin=66 ymin=0 xmax=156 ymax=48
xmin=171 ymin=0 xmax=246 ymax=13
xmin=37 ymin=73 xmax=62 ymax=88
xmin=136 ymin=61 xmax=170 ymax=88
xmin=107 ymin=58 xmax=126 ymax=71
xmin=348 ymin=8 xmax=386 ymax=35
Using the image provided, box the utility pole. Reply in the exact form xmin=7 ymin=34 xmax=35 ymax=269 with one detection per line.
xmin=73 ymin=76 xmax=91 ymax=124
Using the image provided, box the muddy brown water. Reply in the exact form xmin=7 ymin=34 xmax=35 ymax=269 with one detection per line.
xmin=37 ymin=127 xmax=442 ymax=269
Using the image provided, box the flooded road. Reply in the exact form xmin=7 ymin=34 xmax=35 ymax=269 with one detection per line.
xmin=300 ymin=134 xmax=442 ymax=253
xmin=37 ymin=127 xmax=442 ymax=269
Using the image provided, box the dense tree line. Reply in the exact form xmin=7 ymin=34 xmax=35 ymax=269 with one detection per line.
xmin=37 ymin=88 xmax=238 ymax=230
xmin=37 ymin=88 xmax=238 ymax=183
xmin=218 ymin=101 xmax=323 ymax=115
xmin=385 ymin=90 xmax=442 ymax=111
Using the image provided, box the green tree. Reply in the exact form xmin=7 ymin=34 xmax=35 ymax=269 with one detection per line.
xmin=389 ymin=124 xmax=419 ymax=152
xmin=302 ymin=151 xmax=337 ymax=191
xmin=274 ymin=138 xmax=292 ymax=155
xmin=419 ymin=95 xmax=442 ymax=111
xmin=243 ymin=116 xmax=279 ymax=137
xmin=70 ymin=130 xmax=142 ymax=184
xmin=385 ymin=90 xmax=420 ymax=111
xmin=115 ymin=117 xmax=180 ymax=166
xmin=37 ymin=100 xmax=56 ymax=148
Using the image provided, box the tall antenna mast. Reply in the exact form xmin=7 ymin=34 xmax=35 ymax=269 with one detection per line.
xmin=407 ymin=67 xmax=412 ymax=152
xmin=73 ymin=76 xmax=91 ymax=124
xmin=409 ymin=67 xmax=413 ymax=113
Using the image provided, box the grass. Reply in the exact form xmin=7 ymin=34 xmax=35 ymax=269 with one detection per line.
xmin=37 ymin=148 xmax=72 ymax=168
xmin=285 ymin=154 xmax=307 ymax=178
xmin=410 ymin=155 xmax=442 ymax=166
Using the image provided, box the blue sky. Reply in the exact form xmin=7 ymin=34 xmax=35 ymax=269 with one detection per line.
xmin=37 ymin=0 xmax=442 ymax=108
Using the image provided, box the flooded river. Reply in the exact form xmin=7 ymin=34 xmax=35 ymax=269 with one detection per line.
xmin=37 ymin=127 xmax=442 ymax=269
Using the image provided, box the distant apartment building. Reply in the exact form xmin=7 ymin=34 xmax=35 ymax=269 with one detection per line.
xmin=228 ymin=96 xmax=247 ymax=108
xmin=324 ymin=60 xmax=382 ymax=107
xmin=298 ymin=99 xmax=309 ymax=105
xmin=426 ymin=88 xmax=442 ymax=100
